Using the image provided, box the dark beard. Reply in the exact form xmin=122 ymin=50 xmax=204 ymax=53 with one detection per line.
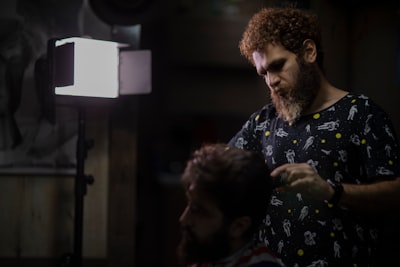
xmin=271 ymin=59 xmax=320 ymax=123
xmin=177 ymin=225 xmax=231 ymax=266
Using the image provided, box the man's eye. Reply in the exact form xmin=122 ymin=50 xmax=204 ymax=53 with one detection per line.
xmin=268 ymin=60 xmax=285 ymax=72
xmin=270 ymin=63 xmax=283 ymax=72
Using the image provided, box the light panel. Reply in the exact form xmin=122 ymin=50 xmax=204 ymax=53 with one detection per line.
xmin=54 ymin=37 xmax=121 ymax=98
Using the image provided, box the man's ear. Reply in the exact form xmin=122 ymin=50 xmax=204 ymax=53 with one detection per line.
xmin=302 ymin=39 xmax=317 ymax=63
xmin=229 ymin=216 xmax=251 ymax=238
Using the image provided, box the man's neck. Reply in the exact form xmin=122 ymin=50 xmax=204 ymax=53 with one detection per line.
xmin=304 ymin=77 xmax=348 ymax=115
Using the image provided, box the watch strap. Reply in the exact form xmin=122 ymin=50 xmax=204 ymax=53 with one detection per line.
xmin=327 ymin=179 xmax=344 ymax=206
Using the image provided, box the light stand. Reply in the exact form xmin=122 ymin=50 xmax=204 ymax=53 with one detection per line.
xmin=73 ymin=107 xmax=94 ymax=267
xmin=44 ymin=36 xmax=151 ymax=267
xmin=56 ymin=106 xmax=93 ymax=267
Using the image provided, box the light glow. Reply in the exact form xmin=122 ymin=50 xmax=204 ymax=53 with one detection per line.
xmin=54 ymin=37 xmax=120 ymax=98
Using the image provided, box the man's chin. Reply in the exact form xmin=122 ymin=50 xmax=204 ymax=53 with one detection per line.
xmin=177 ymin=228 xmax=231 ymax=265
xmin=177 ymin=240 xmax=224 ymax=266
xmin=177 ymin=237 xmax=201 ymax=266
xmin=177 ymin=244 xmax=191 ymax=266
xmin=275 ymin=104 xmax=302 ymax=123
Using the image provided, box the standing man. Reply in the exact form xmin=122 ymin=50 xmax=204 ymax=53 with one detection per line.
xmin=228 ymin=6 xmax=400 ymax=267
xmin=177 ymin=143 xmax=285 ymax=267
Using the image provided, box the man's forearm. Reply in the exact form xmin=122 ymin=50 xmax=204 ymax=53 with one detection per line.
xmin=339 ymin=177 xmax=400 ymax=213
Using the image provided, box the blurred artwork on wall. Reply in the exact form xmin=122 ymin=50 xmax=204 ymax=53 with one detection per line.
xmin=0 ymin=0 xmax=83 ymax=175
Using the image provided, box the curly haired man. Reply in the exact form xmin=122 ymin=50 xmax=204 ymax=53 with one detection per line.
xmin=229 ymin=6 xmax=400 ymax=267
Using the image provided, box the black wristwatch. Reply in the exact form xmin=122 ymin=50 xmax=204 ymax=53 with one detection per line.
xmin=326 ymin=179 xmax=344 ymax=206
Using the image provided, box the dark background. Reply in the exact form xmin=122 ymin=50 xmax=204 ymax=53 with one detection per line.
xmin=0 ymin=0 xmax=400 ymax=267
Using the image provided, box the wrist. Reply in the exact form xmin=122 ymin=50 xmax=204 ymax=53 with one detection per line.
xmin=326 ymin=179 xmax=344 ymax=206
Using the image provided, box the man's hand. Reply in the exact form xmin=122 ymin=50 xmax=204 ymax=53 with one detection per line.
xmin=271 ymin=163 xmax=334 ymax=201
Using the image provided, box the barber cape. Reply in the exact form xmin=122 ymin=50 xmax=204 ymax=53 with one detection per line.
xmin=189 ymin=240 xmax=285 ymax=267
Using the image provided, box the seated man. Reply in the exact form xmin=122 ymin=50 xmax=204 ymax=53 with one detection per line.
xmin=177 ymin=143 xmax=285 ymax=267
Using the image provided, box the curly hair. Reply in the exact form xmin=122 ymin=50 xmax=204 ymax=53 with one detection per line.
xmin=239 ymin=7 xmax=324 ymax=70
xmin=182 ymin=143 xmax=273 ymax=238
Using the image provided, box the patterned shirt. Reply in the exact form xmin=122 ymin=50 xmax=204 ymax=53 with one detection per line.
xmin=228 ymin=93 xmax=400 ymax=267
xmin=189 ymin=240 xmax=286 ymax=267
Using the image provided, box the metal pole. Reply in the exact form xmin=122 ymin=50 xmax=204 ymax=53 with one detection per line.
xmin=73 ymin=107 xmax=86 ymax=267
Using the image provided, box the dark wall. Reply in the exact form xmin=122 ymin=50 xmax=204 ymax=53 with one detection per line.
xmin=1 ymin=1 xmax=400 ymax=267
xmin=136 ymin=1 xmax=400 ymax=266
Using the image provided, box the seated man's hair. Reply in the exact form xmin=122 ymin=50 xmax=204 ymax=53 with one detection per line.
xmin=182 ymin=143 xmax=273 ymax=238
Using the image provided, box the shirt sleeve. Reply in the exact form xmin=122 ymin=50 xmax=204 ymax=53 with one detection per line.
xmin=360 ymin=100 xmax=400 ymax=179
xmin=228 ymin=110 xmax=264 ymax=152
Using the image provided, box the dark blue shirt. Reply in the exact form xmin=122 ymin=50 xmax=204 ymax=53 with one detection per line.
xmin=229 ymin=93 xmax=400 ymax=267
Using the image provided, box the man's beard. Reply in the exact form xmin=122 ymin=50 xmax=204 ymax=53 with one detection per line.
xmin=271 ymin=59 xmax=320 ymax=123
xmin=177 ymin=224 xmax=231 ymax=266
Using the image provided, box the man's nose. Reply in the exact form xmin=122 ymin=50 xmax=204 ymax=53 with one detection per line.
xmin=267 ymin=72 xmax=280 ymax=88
xmin=179 ymin=206 xmax=190 ymax=225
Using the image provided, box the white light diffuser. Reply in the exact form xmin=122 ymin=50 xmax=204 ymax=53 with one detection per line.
xmin=54 ymin=37 xmax=121 ymax=98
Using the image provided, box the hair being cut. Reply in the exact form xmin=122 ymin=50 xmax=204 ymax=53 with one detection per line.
xmin=182 ymin=143 xmax=273 ymax=238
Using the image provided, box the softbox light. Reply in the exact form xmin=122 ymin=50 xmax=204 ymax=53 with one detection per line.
xmin=48 ymin=36 xmax=151 ymax=104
